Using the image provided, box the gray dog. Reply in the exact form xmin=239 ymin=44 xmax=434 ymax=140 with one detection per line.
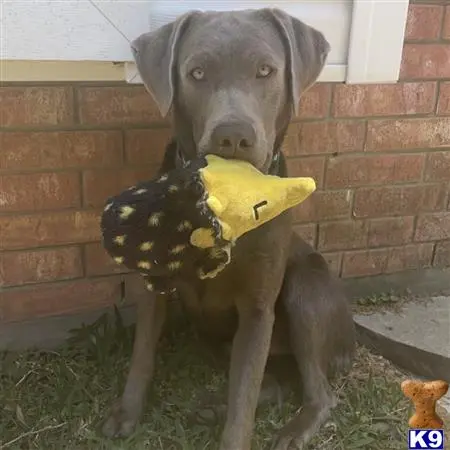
xmin=102 ymin=8 xmax=355 ymax=450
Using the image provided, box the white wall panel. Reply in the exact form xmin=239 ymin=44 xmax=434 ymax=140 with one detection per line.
xmin=2 ymin=0 xmax=351 ymax=63
xmin=1 ymin=0 xmax=409 ymax=84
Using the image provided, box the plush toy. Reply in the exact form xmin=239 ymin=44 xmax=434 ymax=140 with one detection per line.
xmin=101 ymin=155 xmax=316 ymax=294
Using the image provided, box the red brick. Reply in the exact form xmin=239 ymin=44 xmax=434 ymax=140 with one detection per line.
xmin=437 ymin=82 xmax=450 ymax=114
xmin=326 ymin=154 xmax=424 ymax=188
xmin=401 ymin=44 xmax=450 ymax=79
xmin=285 ymin=121 xmax=365 ymax=156
xmin=443 ymin=6 xmax=450 ymax=39
xmin=322 ymin=252 xmax=342 ymax=275
xmin=405 ymin=4 xmax=444 ymax=40
xmin=0 ymin=87 xmax=74 ymax=127
xmin=318 ymin=217 xmax=416 ymax=251
xmin=425 ymin=151 xmax=450 ymax=181
xmin=85 ymin=242 xmax=130 ymax=276
xmin=0 ymin=172 xmax=81 ymax=212
xmin=292 ymin=223 xmax=317 ymax=247
xmin=125 ymin=128 xmax=171 ymax=165
xmin=318 ymin=220 xmax=368 ymax=251
xmin=77 ymin=86 xmax=164 ymax=125
xmin=342 ymin=248 xmax=388 ymax=277
xmin=333 ymin=83 xmax=436 ymax=117
xmin=0 ymin=247 xmax=82 ymax=287
xmin=0 ymin=277 xmax=122 ymax=323
xmin=293 ymin=190 xmax=352 ymax=223
xmin=415 ymin=212 xmax=450 ymax=241
xmin=295 ymin=84 xmax=332 ymax=119
xmin=386 ymin=243 xmax=434 ymax=273
xmin=366 ymin=118 xmax=450 ymax=151
xmin=0 ymin=131 xmax=123 ymax=171
xmin=288 ymin=156 xmax=325 ymax=188
xmin=368 ymin=217 xmax=415 ymax=247
xmin=83 ymin=167 xmax=158 ymax=208
xmin=434 ymin=240 xmax=450 ymax=267
xmin=0 ymin=210 xmax=101 ymax=251
xmin=353 ymin=184 xmax=446 ymax=218
xmin=342 ymin=244 xmax=433 ymax=277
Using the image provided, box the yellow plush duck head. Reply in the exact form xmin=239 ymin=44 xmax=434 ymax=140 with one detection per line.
xmin=101 ymin=155 xmax=315 ymax=295
xmin=190 ymin=155 xmax=316 ymax=247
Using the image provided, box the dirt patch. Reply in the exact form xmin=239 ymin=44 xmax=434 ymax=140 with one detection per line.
xmin=353 ymin=289 xmax=433 ymax=316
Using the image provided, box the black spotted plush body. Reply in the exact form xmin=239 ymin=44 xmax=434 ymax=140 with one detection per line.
xmin=101 ymin=157 xmax=230 ymax=295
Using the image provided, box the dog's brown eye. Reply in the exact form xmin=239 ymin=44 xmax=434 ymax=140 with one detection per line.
xmin=257 ymin=64 xmax=273 ymax=78
xmin=190 ymin=68 xmax=205 ymax=81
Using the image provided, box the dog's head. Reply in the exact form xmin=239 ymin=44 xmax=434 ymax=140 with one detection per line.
xmin=131 ymin=9 xmax=329 ymax=172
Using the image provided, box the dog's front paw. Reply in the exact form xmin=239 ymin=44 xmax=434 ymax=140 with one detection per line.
xmin=102 ymin=401 xmax=140 ymax=438
xmin=270 ymin=433 xmax=305 ymax=450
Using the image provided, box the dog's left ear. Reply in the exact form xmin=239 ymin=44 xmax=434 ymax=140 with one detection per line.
xmin=266 ymin=8 xmax=330 ymax=115
xmin=130 ymin=11 xmax=200 ymax=117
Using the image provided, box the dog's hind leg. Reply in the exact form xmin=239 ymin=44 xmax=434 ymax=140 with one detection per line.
xmin=102 ymin=295 xmax=167 ymax=437
xmin=272 ymin=239 xmax=355 ymax=450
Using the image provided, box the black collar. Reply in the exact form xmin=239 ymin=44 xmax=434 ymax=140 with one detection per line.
xmin=268 ymin=151 xmax=280 ymax=175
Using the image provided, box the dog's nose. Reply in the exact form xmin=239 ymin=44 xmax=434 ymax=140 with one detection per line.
xmin=210 ymin=122 xmax=256 ymax=156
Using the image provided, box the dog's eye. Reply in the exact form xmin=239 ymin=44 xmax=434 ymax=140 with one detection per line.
xmin=190 ymin=68 xmax=205 ymax=81
xmin=257 ymin=64 xmax=273 ymax=78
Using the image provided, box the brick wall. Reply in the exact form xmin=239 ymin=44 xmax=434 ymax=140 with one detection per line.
xmin=1 ymin=1 xmax=450 ymax=324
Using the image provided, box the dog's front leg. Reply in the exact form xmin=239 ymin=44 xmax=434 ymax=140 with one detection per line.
xmin=103 ymin=294 xmax=166 ymax=437
xmin=219 ymin=297 xmax=276 ymax=450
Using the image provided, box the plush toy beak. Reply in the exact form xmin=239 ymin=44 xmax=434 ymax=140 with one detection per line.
xmin=280 ymin=176 xmax=316 ymax=207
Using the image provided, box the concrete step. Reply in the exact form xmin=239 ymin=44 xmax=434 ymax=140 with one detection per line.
xmin=355 ymin=295 xmax=450 ymax=422
xmin=354 ymin=295 xmax=450 ymax=383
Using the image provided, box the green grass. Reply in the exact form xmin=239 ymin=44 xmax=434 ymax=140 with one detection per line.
xmin=0 ymin=306 xmax=413 ymax=450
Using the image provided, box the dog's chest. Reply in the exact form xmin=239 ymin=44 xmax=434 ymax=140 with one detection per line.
xmin=175 ymin=268 xmax=239 ymax=340
xmin=175 ymin=217 xmax=291 ymax=335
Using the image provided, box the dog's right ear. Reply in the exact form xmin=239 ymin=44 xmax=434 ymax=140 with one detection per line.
xmin=265 ymin=8 xmax=330 ymax=116
xmin=131 ymin=11 xmax=199 ymax=117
